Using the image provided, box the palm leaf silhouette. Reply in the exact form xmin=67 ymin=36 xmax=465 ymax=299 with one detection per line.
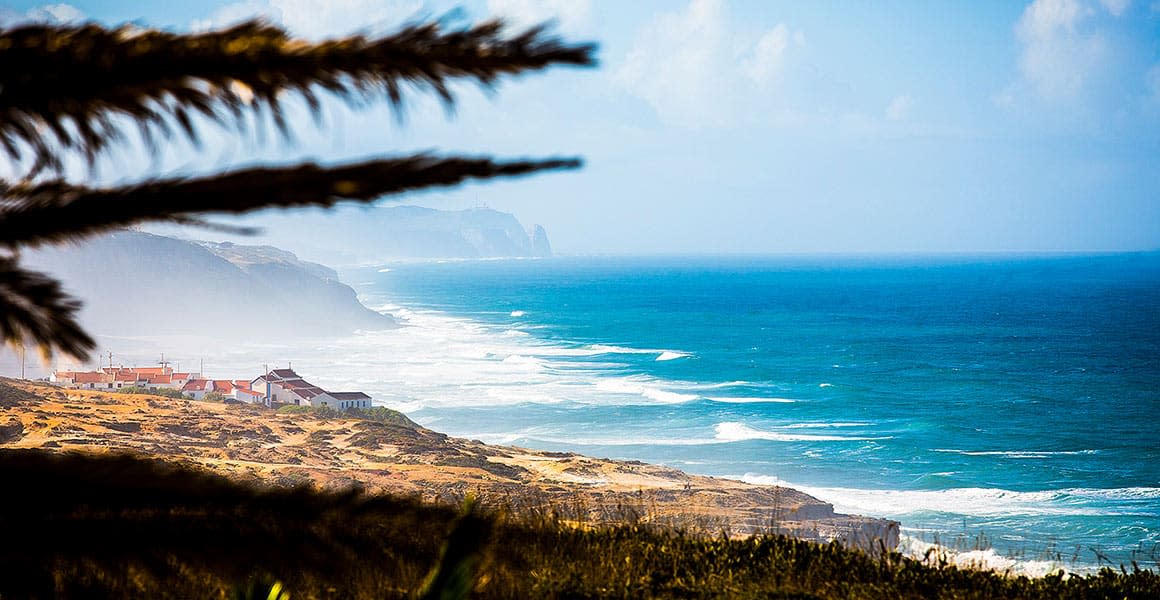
xmin=0 ymin=19 xmax=594 ymax=174
xmin=0 ymin=17 xmax=596 ymax=360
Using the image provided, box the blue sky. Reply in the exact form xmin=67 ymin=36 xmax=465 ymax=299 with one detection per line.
xmin=4 ymin=0 xmax=1159 ymax=254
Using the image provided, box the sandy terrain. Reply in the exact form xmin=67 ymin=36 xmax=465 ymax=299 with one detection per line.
xmin=0 ymin=379 xmax=898 ymax=549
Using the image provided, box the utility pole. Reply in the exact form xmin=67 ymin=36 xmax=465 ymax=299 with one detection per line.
xmin=107 ymin=351 xmax=113 ymax=370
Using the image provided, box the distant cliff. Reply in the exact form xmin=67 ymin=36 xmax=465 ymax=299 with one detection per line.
xmin=228 ymin=206 xmax=553 ymax=265
xmin=20 ymin=231 xmax=394 ymax=340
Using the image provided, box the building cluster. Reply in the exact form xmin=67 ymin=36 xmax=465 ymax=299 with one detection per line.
xmin=51 ymin=365 xmax=371 ymax=410
xmin=251 ymin=368 xmax=371 ymax=410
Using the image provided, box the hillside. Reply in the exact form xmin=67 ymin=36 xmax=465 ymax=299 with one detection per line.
xmin=3 ymin=379 xmax=1155 ymax=599
xmin=0 ymin=379 xmax=894 ymax=546
xmin=18 ymin=231 xmax=395 ymax=341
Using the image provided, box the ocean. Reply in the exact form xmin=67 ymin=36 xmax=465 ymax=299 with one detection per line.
xmin=258 ymin=254 xmax=1160 ymax=573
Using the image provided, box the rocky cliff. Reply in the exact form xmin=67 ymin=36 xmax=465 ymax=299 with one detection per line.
xmin=223 ymin=205 xmax=553 ymax=265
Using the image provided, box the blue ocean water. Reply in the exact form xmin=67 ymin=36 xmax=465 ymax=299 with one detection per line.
xmin=347 ymin=254 xmax=1160 ymax=571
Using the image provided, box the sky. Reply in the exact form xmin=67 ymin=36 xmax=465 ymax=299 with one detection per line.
xmin=3 ymin=0 xmax=1159 ymax=254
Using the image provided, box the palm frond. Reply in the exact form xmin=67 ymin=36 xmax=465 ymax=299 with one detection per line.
xmin=0 ymin=257 xmax=94 ymax=360
xmin=0 ymin=154 xmax=581 ymax=248
xmin=0 ymin=19 xmax=596 ymax=174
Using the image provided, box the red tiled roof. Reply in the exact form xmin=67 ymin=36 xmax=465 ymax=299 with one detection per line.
xmin=291 ymin=387 xmax=322 ymax=400
xmin=212 ymin=380 xmax=234 ymax=393
xmin=235 ymin=388 xmax=263 ymax=397
xmin=115 ymin=372 xmax=140 ymax=382
xmin=147 ymin=375 xmax=172 ymax=384
xmin=171 ymin=372 xmax=191 ymax=379
xmin=233 ymin=380 xmax=251 ymax=390
xmin=182 ymin=379 xmax=208 ymax=392
xmin=73 ymin=372 xmax=108 ymax=384
xmin=269 ymin=369 xmax=299 ymax=380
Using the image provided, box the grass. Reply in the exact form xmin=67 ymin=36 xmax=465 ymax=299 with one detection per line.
xmin=0 ymin=449 xmax=1155 ymax=599
xmin=275 ymin=403 xmax=419 ymax=428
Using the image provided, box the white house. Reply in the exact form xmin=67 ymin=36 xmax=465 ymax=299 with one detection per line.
xmin=232 ymin=387 xmax=265 ymax=403
xmin=312 ymin=391 xmax=372 ymax=410
xmin=180 ymin=379 xmax=212 ymax=400
xmin=250 ymin=368 xmax=325 ymax=406
xmin=250 ymin=368 xmax=372 ymax=410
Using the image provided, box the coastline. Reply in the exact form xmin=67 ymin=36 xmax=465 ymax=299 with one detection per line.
xmin=0 ymin=378 xmax=898 ymax=551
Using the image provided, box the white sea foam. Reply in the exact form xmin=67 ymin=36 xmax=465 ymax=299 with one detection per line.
xmin=818 ymin=383 xmax=833 ymax=388
xmin=693 ymin=380 xmax=752 ymax=389
xmin=737 ymin=474 xmax=1160 ymax=519
xmin=594 ymin=378 xmax=698 ymax=404
xmin=585 ymin=344 xmax=692 ymax=360
xmin=521 ymin=435 xmax=724 ymax=447
xmin=779 ymin=422 xmax=871 ymax=429
xmin=706 ymin=396 xmax=797 ymax=404
xmin=715 ymin=422 xmax=886 ymax=442
xmin=584 ymin=344 xmax=655 ymax=354
xmin=897 ymin=535 xmax=1069 ymax=577
xmin=501 ymin=354 xmax=544 ymax=370
xmin=510 ymin=310 xmax=526 ymax=317
xmin=933 ymin=449 xmax=1099 ymax=459
xmin=377 ymin=267 xmax=392 ymax=273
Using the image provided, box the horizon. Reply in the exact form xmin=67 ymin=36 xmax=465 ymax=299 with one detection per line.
xmin=2 ymin=0 xmax=1158 ymax=255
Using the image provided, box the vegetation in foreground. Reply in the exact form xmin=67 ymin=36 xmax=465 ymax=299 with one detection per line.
xmin=0 ymin=449 xmax=1155 ymax=599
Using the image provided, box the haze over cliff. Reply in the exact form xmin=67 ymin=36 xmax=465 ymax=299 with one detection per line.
xmin=19 ymin=231 xmax=394 ymax=346
xmin=179 ymin=205 xmax=554 ymax=266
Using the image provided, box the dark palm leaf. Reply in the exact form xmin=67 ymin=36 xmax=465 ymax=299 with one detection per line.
xmin=0 ymin=154 xmax=580 ymax=248
xmin=0 ymin=19 xmax=596 ymax=174
xmin=0 ymin=257 xmax=94 ymax=359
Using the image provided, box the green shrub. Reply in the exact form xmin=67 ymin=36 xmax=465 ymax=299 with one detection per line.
xmin=116 ymin=386 xmax=188 ymax=400
xmin=310 ymin=406 xmax=341 ymax=419
xmin=275 ymin=405 xmax=311 ymax=414
xmin=349 ymin=406 xmax=419 ymax=428
xmin=203 ymin=392 xmax=227 ymax=403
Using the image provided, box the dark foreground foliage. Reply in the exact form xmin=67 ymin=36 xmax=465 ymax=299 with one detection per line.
xmin=0 ymin=449 xmax=1155 ymax=599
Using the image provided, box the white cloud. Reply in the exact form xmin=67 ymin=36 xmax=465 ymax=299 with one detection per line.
xmin=25 ymin=3 xmax=85 ymax=23
xmin=485 ymin=0 xmax=593 ymax=34
xmin=193 ymin=0 xmax=422 ymax=38
xmin=191 ymin=1 xmax=281 ymax=32
xmin=1097 ymin=0 xmax=1130 ymax=15
xmin=614 ymin=0 xmax=802 ymax=128
xmin=886 ymin=94 xmax=914 ymax=121
xmin=741 ymin=24 xmax=803 ymax=86
xmin=1015 ymin=0 xmax=1108 ymax=100
xmin=276 ymin=0 xmax=422 ymax=38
